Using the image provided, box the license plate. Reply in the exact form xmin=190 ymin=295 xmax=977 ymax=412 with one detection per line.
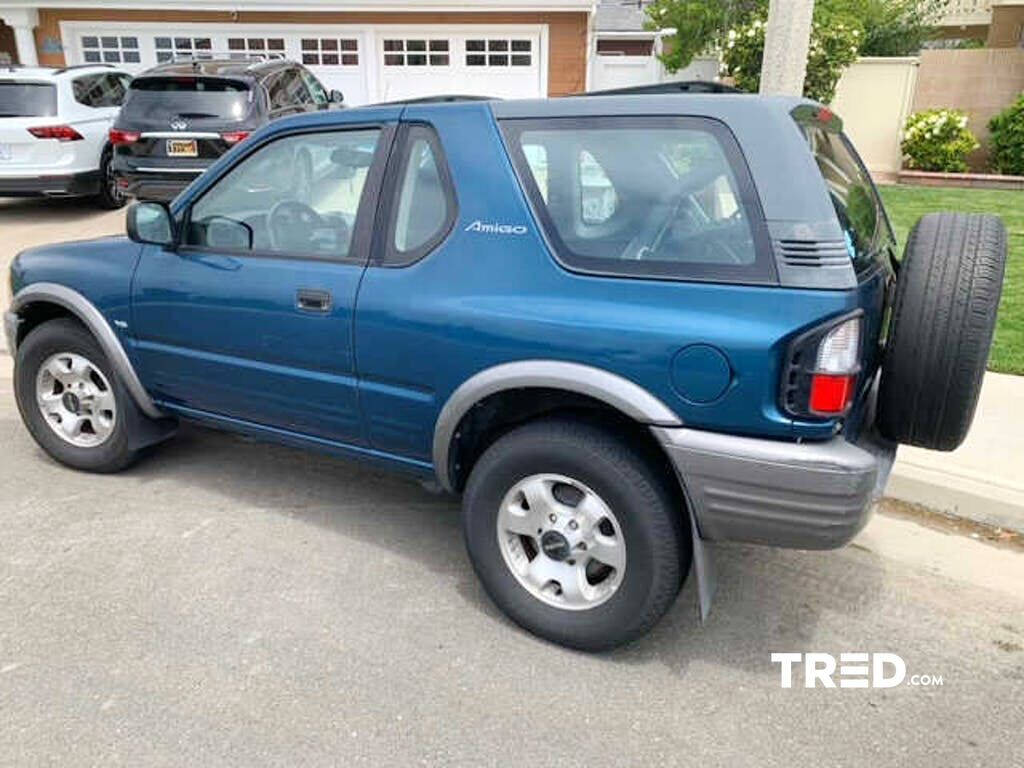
xmin=166 ymin=139 xmax=197 ymax=158
xmin=0 ymin=143 xmax=11 ymax=162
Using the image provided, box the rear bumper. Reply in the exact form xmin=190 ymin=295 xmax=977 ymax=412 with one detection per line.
xmin=0 ymin=170 xmax=101 ymax=198
xmin=654 ymin=425 xmax=896 ymax=549
xmin=113 ymin=168 xmax=200 ymax=202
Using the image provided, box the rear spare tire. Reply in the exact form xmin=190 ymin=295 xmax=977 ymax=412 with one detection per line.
xmin=878 ymin=212 xmax=1007 ymax=451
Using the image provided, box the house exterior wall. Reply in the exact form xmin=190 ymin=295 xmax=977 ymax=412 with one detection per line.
xmin=33 ymin=8 xmax=588 ymax=96
xmin=987 ymin=4 xmax=1024 ymax=46
xmin=0 ymin=20 xmax=15 ymax=63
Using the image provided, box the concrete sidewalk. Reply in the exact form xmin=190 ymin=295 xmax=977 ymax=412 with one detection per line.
xmin=887 ymin=371 xmax=1024 ymax=534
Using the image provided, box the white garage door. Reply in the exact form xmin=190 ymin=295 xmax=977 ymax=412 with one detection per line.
xmin=377 ymin=31 xmax=545 ymax=101
xmin=60 ymin=23 xmax=547 ymax=106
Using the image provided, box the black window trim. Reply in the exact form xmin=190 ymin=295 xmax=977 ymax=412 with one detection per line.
xmin=499 ymin=115 xmax=778 ymax=286
xmin=176 ymin=122 xmax=396 ymax=265
xmin=372 ymin=121 xmax=458 ymax=268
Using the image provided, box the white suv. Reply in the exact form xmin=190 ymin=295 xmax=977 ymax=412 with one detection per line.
xmin=0 ymin=64 xmax=132 ymax=208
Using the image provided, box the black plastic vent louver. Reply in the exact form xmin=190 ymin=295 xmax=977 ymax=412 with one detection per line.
xmin=775 ymin=239 xmax=850 ymax=268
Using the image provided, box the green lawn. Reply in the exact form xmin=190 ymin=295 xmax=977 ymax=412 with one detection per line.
xmin=878 ymin=184 xmax=1024 ymax=375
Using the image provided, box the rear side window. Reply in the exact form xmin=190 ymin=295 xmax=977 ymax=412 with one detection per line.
xmin=123 ymin=77 xmax=253 ymax=122
xmin=503 ymin=116 xmax=773 ymax=284
xmin=797 ymin=121 xmax=885 ymax=273
xmin=381 ymin=124 xmax=455 ymax=266
xmin=0 ymin=82 xmax=57 ymax=117
xmin=73 ymin=73 xmax=130 ymax=108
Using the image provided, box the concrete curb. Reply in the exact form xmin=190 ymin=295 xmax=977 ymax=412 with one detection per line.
xmin=887 ymin=462 xmax=1024 ymax=535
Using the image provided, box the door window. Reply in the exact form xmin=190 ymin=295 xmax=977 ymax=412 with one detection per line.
xmin=383 ymin=39 xmax=451 ymax=67
xmin=185 ymin=129 xmax=381 ymax=261
xmin=384 ymin=125 xmax=454 ymax=265
xmin=267 ymin=69 xmax=311 ymax=111
xmin=465 ymin=38 xmax=532 ymax=67
xmin=299 ymin=68 xmax=329 ymax=107
xmin=502 ymin=116 xmax=771 ymax=283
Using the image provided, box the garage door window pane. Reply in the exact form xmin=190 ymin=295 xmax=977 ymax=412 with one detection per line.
xmin=82 ymin=33 xmax=139 ymax=65
xmin=503 ymin=117 xmax=767 ymax=282
xmin=187 ymin=129 xmax=381 ymax=260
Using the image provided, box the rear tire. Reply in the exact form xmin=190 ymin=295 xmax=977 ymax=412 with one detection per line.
xmin=94 ymin=147 xmax=127 ymax=210
xmin=878 ymin=212 xmax=1007 ymax=450
xmin=15 ymin=318 xmax=146 ymax=472
xmin=462 ymin=418 xmax=689 ymax=651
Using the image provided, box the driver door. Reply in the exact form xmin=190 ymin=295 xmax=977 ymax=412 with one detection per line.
xmin=130 ymin=122 xmax=394 ymax=445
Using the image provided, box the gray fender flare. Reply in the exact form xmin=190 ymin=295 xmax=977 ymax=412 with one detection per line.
xmin=10 ymin=282 xmax=163 ymax=420
xmin=432 ymin=359 xmax=716 ymax=621
xmin=432 ymin=359 xmax=681 ymax=492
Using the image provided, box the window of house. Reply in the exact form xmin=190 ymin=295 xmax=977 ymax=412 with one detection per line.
xmin=502 ymin=116 xmax=770 ymax=283
xmin=301 ymin=38 xmax=359 ymax=66
xmin=383 ymin=39 xmax=450 ymax=67
xmin=154 ymin=36 xmax=213 ymax=63
xmin=466 ymin=38 xmax=532 ymax=67
xmin=81 ymin=35 xmax=140 ymax=65
xmin=185 ymin=129 xmax=381 ymax=260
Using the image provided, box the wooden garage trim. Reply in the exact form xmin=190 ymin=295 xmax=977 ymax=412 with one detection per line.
xmin=36 ymin=8 xmax=587 ymax=96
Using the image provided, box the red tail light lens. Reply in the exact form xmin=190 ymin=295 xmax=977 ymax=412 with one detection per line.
xmin=809 ymin=374 xmax=857 ymax=415
xmin=109 ymin=129 xmax=141 ymax=146
xmin=27 ymin=125 xmax=84 ymax=142
xmin=221 ymin=131 xmax=250 ymax=145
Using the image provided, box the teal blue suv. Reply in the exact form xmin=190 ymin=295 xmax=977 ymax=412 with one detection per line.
xmin=5 ymin=94 xmax=1007 ymax=649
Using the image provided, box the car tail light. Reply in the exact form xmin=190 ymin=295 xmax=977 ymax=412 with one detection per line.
xmin=27 ymin=125 xmax=84 ymax=142
xmin=781 ymin=314 xmax=862 ymax=419
xmin=109 ymin=129 xmax=141 ymax=146
xmin=221 ymin=131 xmax=250 ymax=145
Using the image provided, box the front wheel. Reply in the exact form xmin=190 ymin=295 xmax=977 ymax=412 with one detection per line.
xmin=15 ymin=318 xmax=147 ymax=472
xmin=462 ymin=419 xmax=689 ymax=651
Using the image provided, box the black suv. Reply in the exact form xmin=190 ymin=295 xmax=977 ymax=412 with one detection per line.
xmin=109 ymin=57 xmax=341 ymax=201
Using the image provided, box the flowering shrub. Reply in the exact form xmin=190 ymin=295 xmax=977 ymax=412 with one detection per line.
xmin=720 ymin=16 xmax=861 ymax=103
xmin=988 ymin=94 xmax=1024 ymax=177
xmin=900 ymin=109 xmax=979 ymax=173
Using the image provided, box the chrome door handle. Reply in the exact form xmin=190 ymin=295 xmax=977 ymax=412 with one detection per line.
xmin=296 ymin=289 xmax=332 ymax=313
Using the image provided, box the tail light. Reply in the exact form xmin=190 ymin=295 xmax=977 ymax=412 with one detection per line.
xmin=109 ymin=129 xmax=141 ymax=146
xmin=27 ymin=125 xmax=83 ymax=142
xmin=221 ymin=131 xmax=250 ymax=145
xmin=781 ymin=314 xmax=862 ymax=419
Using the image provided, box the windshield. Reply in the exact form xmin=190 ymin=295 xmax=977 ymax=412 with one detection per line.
xmin=0 ymin=83 xmax=58 ymax=117
xmin=122 ymin=77 xmax=253 ymax=122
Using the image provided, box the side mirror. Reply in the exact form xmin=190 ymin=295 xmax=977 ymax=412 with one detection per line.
xmin=329 ymin=89 xmax=345 ymax=105
xmin=127 ymin=201 xmax=176 ymax=247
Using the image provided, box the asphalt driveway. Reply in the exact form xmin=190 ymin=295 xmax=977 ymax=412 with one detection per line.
xmin=1 ymin=199 xmax=1023 ymax=767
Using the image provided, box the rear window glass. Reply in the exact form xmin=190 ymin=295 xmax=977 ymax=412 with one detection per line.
xmin=503 ymin=116 xmax=771 ymax=284
xmin=123 ymin=77 xmax=252 ymax=121
xmin=0 ymin=83 xmax=57 ymax=117
xmin=797 ymin=122 xmax=884 ymax=272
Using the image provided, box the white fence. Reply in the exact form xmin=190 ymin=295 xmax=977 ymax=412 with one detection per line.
xmin=589 ymin=54 xmax=719 ymax=92
xmin=830 ymin=57 xmax=920 ymax=179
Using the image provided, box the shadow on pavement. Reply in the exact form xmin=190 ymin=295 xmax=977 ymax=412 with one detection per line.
xmin=111 ymin=421 xmax=889 ymax=673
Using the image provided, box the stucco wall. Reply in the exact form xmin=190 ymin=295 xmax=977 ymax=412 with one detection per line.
xmin=33 ymin=8 xmax=588 ymax=96
xmin=913 ymin=48 xmax=1024 ymax=170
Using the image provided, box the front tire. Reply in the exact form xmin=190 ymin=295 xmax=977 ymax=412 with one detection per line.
xmin=462 ymin=419 xmax=689 ymax=651
xmin=15 ymin=318 xmax=144 ymax=472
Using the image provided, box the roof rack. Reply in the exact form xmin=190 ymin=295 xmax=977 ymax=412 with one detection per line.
xmin=166 ymin=51 xmax=287 ymax=65
xmin=576 ymin=80 xmax=742 ymax=96
xmin=381 ymin=94 xmax=498 ymax=105
xmin=53 ymin=63 xmax=115 ymax=75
